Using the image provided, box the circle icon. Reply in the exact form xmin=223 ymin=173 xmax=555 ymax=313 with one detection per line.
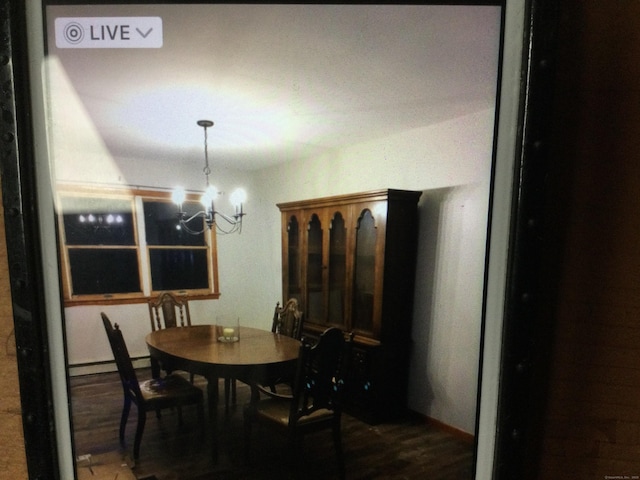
xmin=63 ymin=22 xmax=84 ymax=45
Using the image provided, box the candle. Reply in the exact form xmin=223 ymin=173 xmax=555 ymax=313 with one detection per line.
xmin=223 ymin=327 xmax=235 ymax=338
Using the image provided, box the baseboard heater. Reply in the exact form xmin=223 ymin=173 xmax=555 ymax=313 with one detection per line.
xmin=68 ymin=356 xmax=151 ymax=377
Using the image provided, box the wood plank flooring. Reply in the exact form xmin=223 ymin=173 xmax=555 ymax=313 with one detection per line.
xmin=70 ymin=369 xmax=474 ymax=479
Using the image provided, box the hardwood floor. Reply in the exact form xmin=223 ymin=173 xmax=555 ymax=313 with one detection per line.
xmin=70 ymin=369 xmax=474 ymax=479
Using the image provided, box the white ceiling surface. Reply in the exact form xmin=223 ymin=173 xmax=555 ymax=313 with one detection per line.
xmin=46 ymin=4 xmax=501 ymax=171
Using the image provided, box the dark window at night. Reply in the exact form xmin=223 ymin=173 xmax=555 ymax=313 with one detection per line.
xmin=62 ymin=197 xmax=135 ymax=246
xmin=149 ymin=249 xmax=209 ymax=291
xmin=144 ymin=200 xmax=211 ymax=292
xmin=69 ymin=249 xmax=141 ymax=295
xmin=143 ymin=200 xmax=205 ymax=246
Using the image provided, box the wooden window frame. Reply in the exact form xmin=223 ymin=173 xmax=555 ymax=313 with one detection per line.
xmin=56 ymin=184 xmax=220 ymax=306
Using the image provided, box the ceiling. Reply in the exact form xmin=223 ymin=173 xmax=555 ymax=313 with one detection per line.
xmin=45 ymin=4 xmax=502 ymax=171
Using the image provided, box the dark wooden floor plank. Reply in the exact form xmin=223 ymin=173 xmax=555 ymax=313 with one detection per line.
xmin=70 ymin=370 xmax=474 ymax=479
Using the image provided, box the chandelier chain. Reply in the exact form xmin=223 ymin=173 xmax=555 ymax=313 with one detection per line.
xmin=202 ymin=124 xmax=211 ymax=180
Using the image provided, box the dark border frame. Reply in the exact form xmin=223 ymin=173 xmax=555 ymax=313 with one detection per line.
xmin=1 ymin=0 xmax=61 ymax=476
xmin=492 ymin=1 xmax=559 ymax=478
xmin=0 ymin=1 xmax=558 ymax=478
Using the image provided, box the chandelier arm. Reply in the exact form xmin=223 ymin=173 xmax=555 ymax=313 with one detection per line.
xmin=213 ymin=210 xmax=241 ymax=226
xmin=215 ymin=221 xmax=242 ymax=235
xmin=182 ymin=210 xmax=209 ymax=224
xmin=179 ymin=220 xmax=207 ymax=235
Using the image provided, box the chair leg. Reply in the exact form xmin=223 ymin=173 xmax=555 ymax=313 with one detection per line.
xmin=119 ymin=397 xmax=131 ymax=444
xmin=197 ymin=402 xmax=205 ymax=440
xmin=224 ymin=378 xmax=229 ymax=413
xmin=243 ymin=408 xmax=253 ymax=462
xmin=332 ymin=421 xmax=345 ymax=480
xmin=133 ymin=407 xmax=146 ymax=460
xmin=290 ymin=432 xmax=304 ymax=478
xmin=150 ymin=357 xmax=161 ymax=379
xmin=231 ymin=378 xmax=237 ymax=404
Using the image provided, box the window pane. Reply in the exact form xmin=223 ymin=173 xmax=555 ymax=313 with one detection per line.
xmin=62 ymin=196 xmax=135 ymax=246
xmin=143 ymin=200 xmax=206 ymax=246
xmin=306 ymin=214 xmax=323 ymax=323
xmin=149 ymin=249 xmax=209 ymax=290
xmin=69 ymin=249 xmax=141 ymax=295
xmin=328 ymin=212 xmax=346 ymax=326
xmin=353 ymin=210 xmax=376 ymax=332
xmin=286 ymin=215 xmax=301 ymax=298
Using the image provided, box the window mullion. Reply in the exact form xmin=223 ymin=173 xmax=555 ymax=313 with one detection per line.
xmin=135 ymin=195 xmax=151 ymax=296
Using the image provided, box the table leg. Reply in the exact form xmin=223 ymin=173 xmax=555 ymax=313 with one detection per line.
xmin=250 ymin=381 xmax=260 ymax=404
xmin=206 ymin=375 xmax=220 ymax=462
xmin=150 ymin=356 xmax=161 ymax=379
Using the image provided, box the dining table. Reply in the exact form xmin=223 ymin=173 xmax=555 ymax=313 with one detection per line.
xmin=145 ymin=324 xmax=301 ymax=462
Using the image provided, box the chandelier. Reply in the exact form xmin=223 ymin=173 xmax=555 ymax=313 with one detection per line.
xmin=172 ymin=120 xmax=246 ymax=235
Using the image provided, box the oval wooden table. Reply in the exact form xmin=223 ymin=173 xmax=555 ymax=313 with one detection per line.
xmin=146 ymin=325 xmax=300 ymax=462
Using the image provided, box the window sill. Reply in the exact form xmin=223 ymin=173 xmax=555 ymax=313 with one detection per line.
xmin=63 ymin=292 xmax=220 ymax=307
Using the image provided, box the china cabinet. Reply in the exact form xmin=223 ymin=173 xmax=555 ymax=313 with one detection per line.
xmin=278 ymin=189 xmax=421 ymax=423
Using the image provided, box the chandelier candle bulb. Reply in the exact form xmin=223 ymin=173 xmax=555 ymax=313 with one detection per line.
xmin=172 ymin=187 xmax=186 ymax=209
xmin=230 ymin=188 xmax=246 ymax=218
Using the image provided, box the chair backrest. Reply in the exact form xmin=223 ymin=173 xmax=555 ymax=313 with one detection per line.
xmin=101 ymin=313 xmax=141 ymax=399
xmin=271 ymin=298 xmax=304 ymax=339
xmin=289 ymin=327 xmax=352 ymax=424
xmin=148 ymin=292 xmax=191 ymax=331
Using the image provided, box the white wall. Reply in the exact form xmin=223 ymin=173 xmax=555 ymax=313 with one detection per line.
xmin=409 ymin=183 xmax=489 ymax=432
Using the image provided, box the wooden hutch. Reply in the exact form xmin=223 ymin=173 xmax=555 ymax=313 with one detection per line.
xmin=277 ymin=189 xmax=422 ymax=423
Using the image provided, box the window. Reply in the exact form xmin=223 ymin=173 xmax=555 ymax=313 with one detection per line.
xmin=57 ymin=186 xmax=219 ymax=305
xmin=61 ymin=195 xmax=140 ymax=296
xmin=143 ymin=200 xmax=211 ymax=291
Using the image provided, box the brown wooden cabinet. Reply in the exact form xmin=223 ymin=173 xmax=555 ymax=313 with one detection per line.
xmin=278 ymin=189 xmax=422 ymax=423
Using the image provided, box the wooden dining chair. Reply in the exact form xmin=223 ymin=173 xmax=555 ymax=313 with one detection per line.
xmin=244 ymin=327 xmax=353 ymax=479
xmin=266 ymin=298 xmax=305 ymax=392
xmin=147 ymin=292 xmax=236 ymax=411
xmin=148 ymin=291 xmax=191 ymax=331
xmin=271 ymin=298 xmax=304 ymax=339
xmin=147 ymin=292 xmax=194 ymax=382
xmin=101 ymin=313 xmax=204 ymax=460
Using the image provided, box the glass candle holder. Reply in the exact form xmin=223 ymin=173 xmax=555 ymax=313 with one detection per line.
xmin=216 ymin=315 xmax=240 ymax=343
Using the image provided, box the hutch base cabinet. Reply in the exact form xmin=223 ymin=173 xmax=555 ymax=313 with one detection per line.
xmin=278 ymin=189 xmax=421 ymax=423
